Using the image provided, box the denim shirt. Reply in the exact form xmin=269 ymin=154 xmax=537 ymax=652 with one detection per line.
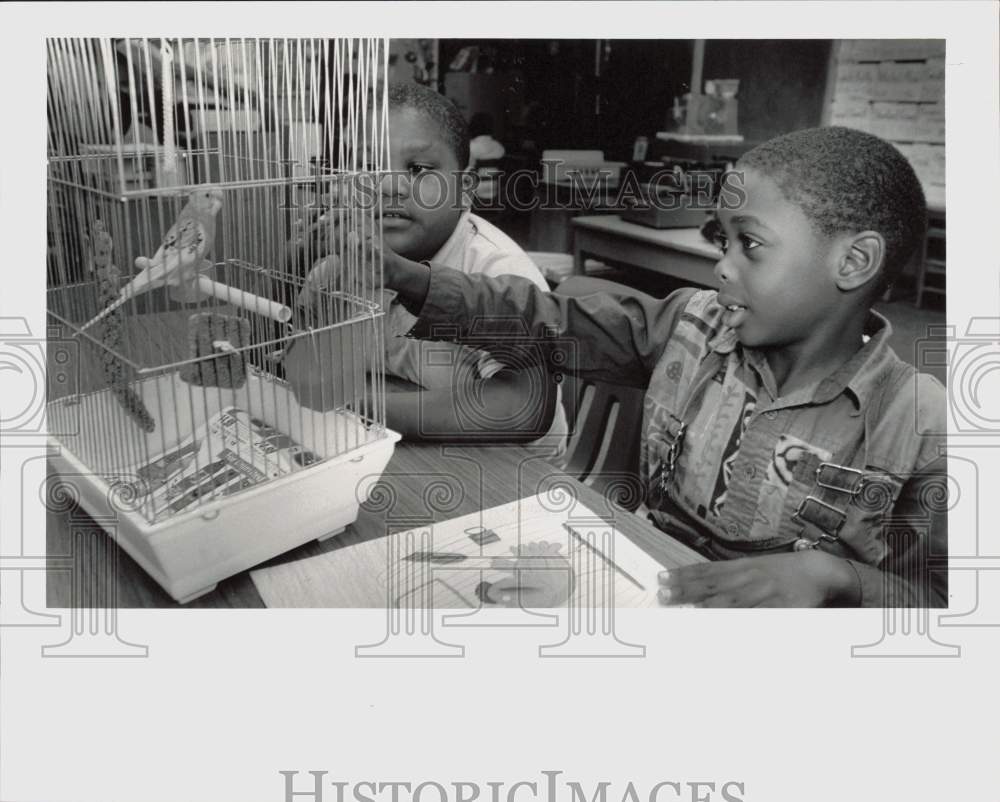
xmin=410 ymin=268 xmax=948 ymax=607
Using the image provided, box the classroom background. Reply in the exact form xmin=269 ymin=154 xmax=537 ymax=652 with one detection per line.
xmin=390 ymin=37 xmax=947 ymax=385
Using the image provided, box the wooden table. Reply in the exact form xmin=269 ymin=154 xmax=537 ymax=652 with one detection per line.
xmin=572 ymin=215 xmax=722 ymax=286
xmin=46 ymin=441 xmax=705 ymax=608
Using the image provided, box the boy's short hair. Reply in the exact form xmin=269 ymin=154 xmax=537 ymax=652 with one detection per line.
xmin=738 ymin=126 xmax=927 ymax=297
xmin=387 ymin=82 xmax=470 ymax=169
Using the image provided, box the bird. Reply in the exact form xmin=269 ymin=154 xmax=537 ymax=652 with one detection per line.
xmin=80 ymin=186 xmax=224 ymax=332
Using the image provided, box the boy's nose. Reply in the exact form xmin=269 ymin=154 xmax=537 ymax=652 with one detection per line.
xmin=713 ymin=252 xmax=732 ymax=284
xmin=379 ymin=170 xmax=410 ymax=199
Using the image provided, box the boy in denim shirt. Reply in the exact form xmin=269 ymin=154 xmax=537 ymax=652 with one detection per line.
xmin=376 ymin=126 xmax=947 ymax=608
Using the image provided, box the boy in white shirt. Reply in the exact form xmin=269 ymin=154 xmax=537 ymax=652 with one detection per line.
xmin=289 ymin=82 xmax=566 ymax=451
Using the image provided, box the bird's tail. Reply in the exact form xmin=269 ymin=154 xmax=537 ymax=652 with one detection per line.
xmin=79 ymin=257 xmax=164 ymax=332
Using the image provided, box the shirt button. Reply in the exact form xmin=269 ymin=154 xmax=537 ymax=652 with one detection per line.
xmin=725 ymin=522 xmax=739 ymax=536
xmin=764 ymin=411 xmax=778 ymax=420
xmin=744 ymin=464 xmax=756 ymax=479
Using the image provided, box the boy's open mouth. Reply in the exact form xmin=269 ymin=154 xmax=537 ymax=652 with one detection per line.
xmin=718 ymin=296 xmax=749 ymax=327
xmin=380 ymin=211 xmax=412 ymax=228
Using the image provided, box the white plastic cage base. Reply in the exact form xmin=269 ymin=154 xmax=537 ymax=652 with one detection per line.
xmin=48 ymin=371 xmax=399 ymax=603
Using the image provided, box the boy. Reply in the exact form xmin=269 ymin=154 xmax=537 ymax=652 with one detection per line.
xmin=374 ymin=126 xmax=947 ymax=608
xmin=288 ymin=83 xmax=565 ymax=449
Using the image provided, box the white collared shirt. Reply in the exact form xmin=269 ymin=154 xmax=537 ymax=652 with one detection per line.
xmin=384 ymin=211 xmax=568 ymax=453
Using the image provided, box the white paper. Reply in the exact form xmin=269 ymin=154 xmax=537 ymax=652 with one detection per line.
xmin=251 ymin=494 xmax=663 ymax=608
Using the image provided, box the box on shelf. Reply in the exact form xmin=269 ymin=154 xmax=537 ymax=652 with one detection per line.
xmin=541 ymin=150 xmax=625 ymax=189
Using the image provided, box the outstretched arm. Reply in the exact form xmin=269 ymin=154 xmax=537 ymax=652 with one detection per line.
xmin=282 ymin=322 xmax=559 ymax=444
xmin=383 ymin=250 xmax=689 ymax=387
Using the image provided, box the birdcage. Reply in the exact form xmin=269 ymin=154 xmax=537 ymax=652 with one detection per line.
xmin=46 ymin=37 xmax=399 ymax=603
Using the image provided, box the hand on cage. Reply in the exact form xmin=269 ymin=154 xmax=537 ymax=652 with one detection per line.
xmin=286 ymin=213 xmax=332 ymax=274
xmin=297 ymin=229 xmax=405 ymax=301
xmin=344 ymin=227 xmax=406 ymax=279
xmin=285 ymin=206 xmax=352 ymax=275
xmin=296 ymin=253 xmax=346 ymax=309
xmin=286 ymin=209 xmax=405 ymax=279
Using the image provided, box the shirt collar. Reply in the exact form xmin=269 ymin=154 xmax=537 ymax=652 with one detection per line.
xmin=430 ymin=208 xmax=473 ymax=265
xmin=710 ymin=308 xmax=896 ymax=411
xmin=830 ymin=308 xmax=896 ymax=411
xmin=707 ymin=325 xmax=739 ymax=355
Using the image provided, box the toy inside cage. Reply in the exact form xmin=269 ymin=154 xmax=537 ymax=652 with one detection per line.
xmin=46 ymin=37 xmax=399 ymax=603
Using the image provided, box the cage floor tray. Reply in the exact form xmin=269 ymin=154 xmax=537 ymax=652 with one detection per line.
xmin=48 ymin=370 xmax=399 ymax=603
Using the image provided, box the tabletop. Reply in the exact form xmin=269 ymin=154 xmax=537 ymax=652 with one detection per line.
xmin=46 ymin=440 xmax=706 ymax=609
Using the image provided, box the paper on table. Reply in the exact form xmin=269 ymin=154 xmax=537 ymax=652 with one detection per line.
xmin=250 ymin=493 xmax=663 ymax=608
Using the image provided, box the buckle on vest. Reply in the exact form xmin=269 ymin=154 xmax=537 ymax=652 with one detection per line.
xmin=792 ymin=495 xmax=846 ymax=539
xmin=659 ymin=420 xmax=688 ymax=489
xmin=815 ymin=462 xmax=866 ymax=495
xmin=664 ymin=421 xmax=687 ymax=471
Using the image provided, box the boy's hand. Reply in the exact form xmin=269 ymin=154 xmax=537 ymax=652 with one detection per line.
xmin=297 ymin=253 xmax=345 ymax=309
xmin=657 ymin=551 xmax=860 ymax=607
xmin=337 ymin=230 xmax=430 ymax=310
xmin=295 ymin=229 xmax=409 ymax=304
xmin=286 ymin=213 xmax=336 ymax=274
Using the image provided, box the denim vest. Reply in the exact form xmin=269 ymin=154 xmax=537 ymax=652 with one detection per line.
xmin=640 ymin=290 xmax=944 ymax=569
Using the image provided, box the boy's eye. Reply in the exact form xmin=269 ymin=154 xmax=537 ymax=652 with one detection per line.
xmin=408 ymin=163 xmax=433 ymax=176
xmin=714 ymin=231 xmax=761 ymax=256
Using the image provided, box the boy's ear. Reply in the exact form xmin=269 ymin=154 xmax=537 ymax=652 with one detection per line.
xmin=834 ymin=231 xmax=885 ymax=292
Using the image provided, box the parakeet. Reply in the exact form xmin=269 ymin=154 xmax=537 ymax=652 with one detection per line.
xmin=80 ymin=187 xmax=224 ymax=332
xmin=144 ymin=185 xmax=224 ymax=280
